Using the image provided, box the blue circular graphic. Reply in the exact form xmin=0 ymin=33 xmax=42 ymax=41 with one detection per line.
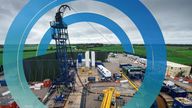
xmin=3 ymin=0 xmax=166 ymax=108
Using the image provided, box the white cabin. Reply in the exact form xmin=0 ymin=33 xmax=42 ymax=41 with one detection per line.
xmin=97 ymin=65 xmax=112 ymax=78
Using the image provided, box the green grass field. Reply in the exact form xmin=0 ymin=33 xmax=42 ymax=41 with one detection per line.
xmin=0 ymin=45 xmax=192 ymax=66
xmin=0 ymin=47 xmax=55 ymax=65
xmin=88 ymin=45 xmax=192 ymax=66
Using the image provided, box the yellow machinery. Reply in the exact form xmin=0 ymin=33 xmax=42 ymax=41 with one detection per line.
xmin=80 ymin=67 xmax=93 ymax=75
xmin=100 ymin=87 xmax=120 ymax=108
xmin=119 ymin=70 xmax=144 ymax=97
xmin=80 ymin=67 xmax=85 ymax=73
xmin=119 ymin=70 xmax=139 ymax=91
xmin=88 ymin=70 xmax=93 ymax=75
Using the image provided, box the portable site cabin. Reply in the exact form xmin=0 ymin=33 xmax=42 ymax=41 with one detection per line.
xmin=97 ymin=65 xmax=112 ymax=78
xmin=166 ymin=61 xmax=191 ymax=77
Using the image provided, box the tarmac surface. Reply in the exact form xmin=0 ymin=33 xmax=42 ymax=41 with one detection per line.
xmin=83 ymin=54 xmax=142 ymax=108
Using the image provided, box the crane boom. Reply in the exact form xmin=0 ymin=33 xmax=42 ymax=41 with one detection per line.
xmin=101 ymin=87 xmax=115 ymax=108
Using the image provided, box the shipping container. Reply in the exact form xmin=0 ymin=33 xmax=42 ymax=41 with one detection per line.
xmin=0 ymin=101 xmax=18 ymax=108
xmin=170 ymin=86 xmax=188 ymax=98
xmin=43 ymin=79 xmax=52 ymax=88
xmin=122 ymin=66 xmax=145 ymax=74
xmin=119 ymin=63 xmax=132 ymax=68
xmin=161 ymin=83 xmax=188 ymax=98
xmin=122 ymin=66 xmax=144 ymax=80
xmin=88 ymin=77 xmax=96 ymax=83
xmin=0 ymin=80 xmax=7 ymax=86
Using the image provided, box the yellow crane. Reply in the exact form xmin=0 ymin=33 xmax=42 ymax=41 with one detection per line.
xmin=118 ymin=70 xmax=144 ymax=97
xmin=120 ymin=71 xmax=139 ymax=91
xmin=100 ymin=87 xmax=120 ymax=108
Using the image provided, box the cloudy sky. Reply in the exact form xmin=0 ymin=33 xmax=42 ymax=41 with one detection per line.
xmin=0 ymin=0 xmax=192 ymax=44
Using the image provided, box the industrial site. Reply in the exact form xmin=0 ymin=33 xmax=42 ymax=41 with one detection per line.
xmin=0 ymin=4 xmax=192 ymax=108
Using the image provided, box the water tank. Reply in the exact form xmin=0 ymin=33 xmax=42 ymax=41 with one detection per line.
xmin=85 ymin=51 xmax=90 ymax=68
xmin=91 ymin=51 xmax=95 ymax=67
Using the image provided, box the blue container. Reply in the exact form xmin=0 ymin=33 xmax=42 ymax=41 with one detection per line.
xmin=173 ymin=98 xmax=192 ymax=108
xmin=161 ymin=84 xmax=170 ymax=93
xmin=88 ymin=77 xmax=96 ymax=82
xmin=0 ymin=80 xmax=7 ymax=86
xmin=78 ymin=53 xmax=83 ymax=63
xmin=170 ymin=86 xmax=187 ymax=98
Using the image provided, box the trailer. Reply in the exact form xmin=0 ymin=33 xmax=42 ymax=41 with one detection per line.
xmin=97 ymin=65 xmax=112 ymax=79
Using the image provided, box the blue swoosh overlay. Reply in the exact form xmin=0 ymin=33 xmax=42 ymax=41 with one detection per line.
xmin=3 ymin=0 xmax=166 ymax=108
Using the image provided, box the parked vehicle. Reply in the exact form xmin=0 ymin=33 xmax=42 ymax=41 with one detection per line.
xmin=113 ymin=73 xmax=122 ymax=81
xmin=54 ymin=94 xmax=65 ymax=102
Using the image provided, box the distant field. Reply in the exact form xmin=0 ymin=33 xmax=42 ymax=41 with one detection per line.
xmin=0 ymin=45 xmax=192 ymax=66
xmin=88 ymin=45 xmax=192 ymax=66
xmin=0 ymin=47 xmax=55 ymax=65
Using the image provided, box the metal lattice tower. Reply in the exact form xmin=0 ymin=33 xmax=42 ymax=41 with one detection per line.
xmin=50 ymin=5 xmax=74 ymax=85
